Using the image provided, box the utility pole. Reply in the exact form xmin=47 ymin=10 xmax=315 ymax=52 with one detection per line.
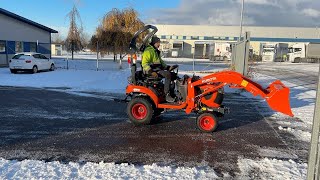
xmin=71 ymin=39 xmax=74 ymax=60
xmin=192 ymin=46 xmax=195 ymax=73
xmin=239 ymin=0 xmax=245 ymax=41
xmin=307 ymin=64 xmax=320 ymax=180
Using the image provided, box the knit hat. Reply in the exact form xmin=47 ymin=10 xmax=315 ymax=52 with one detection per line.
xmin=150 ymin=36 xmax=160 ymax=45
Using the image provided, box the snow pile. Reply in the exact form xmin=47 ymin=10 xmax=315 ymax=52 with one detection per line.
xmin=0 ymin=158 xmax=308 ymax=179
xmin=278 ymin=126 xmax=311 ymax=142
xmin=237 ymin=158 xmax=307 ymax=180
xmin=0 ymin=158 xmax=218 ymax=179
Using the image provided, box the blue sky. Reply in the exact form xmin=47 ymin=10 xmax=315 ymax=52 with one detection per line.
xmin=0 ymin=0 xmax=179 ymax=37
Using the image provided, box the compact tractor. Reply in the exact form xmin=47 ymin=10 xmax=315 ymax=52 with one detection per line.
xmin=124 ymin=25 xmax=293 ymax=133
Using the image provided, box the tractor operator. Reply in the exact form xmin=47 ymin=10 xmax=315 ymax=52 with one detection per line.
xmin=142 ymin=36 xmax=176 ymax=103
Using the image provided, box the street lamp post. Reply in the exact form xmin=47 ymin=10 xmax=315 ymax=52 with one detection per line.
xmin=239 ymin=0 xmax=245 ymax=41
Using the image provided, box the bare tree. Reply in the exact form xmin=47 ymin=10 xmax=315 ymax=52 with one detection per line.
xmin=65 ymin=5 xmax=83 ymax=60
xmin=80 ymin=32 xmax=91 ymax=50
xmin=52 ymin=33 xmax=64 ymax=44
xmin=90 ymin=8 xmax=145 ymax=61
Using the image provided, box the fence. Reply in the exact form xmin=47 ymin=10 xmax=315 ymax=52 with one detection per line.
xmin=307 ymin=64 xmax=320 ymax=180
xmin=231 ymin=32 xmax=250 ymax=76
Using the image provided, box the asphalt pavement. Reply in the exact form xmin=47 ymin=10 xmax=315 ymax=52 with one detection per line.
xmin=0 ymin=85 xmax=300 ymax=176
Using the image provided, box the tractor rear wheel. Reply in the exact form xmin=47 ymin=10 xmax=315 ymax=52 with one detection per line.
xmin=127 ymin=97 xmax=154 ymax=125
xmin=196 ymin=113 xmax=218 ymax=133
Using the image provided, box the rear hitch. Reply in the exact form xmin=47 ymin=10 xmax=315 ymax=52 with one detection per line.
xmin=199 ymin=106 xmax=230 ymax=115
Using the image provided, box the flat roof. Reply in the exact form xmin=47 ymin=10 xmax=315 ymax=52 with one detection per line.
xmin=0 ymin=8 xmax=58 ymax=33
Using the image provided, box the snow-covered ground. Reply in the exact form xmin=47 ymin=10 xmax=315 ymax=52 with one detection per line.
xmin=246 ymin=72 xmax=315 ymax=142
xmin=53 ymin=53 xmax=213 ymax=63
xmin=0 ymin=58 xmax=227 ymax=94
xmin=0 ymin=60 xmax=130 ymax=94
xmin=0 ymin=59 xmax=318 ymax=179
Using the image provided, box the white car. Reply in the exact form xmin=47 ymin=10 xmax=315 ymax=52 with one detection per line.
xmin=9 ymin=52 xmax=55 ymax=74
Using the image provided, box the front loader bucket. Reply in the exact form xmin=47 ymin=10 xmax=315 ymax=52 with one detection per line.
xmin=265 ymin=80 xmax=294 ymax=117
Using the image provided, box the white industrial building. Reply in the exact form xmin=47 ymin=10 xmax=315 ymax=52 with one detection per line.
xmin=155 ymin=24 xmax=320 ymax=59
xmin=0 ymin=8 xmax=57 ymax=66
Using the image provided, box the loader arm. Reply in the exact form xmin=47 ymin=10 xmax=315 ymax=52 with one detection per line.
xmin=191 ymin=71 xmax=294 ymax=117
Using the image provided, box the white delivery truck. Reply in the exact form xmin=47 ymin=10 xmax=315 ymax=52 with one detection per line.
xmin=209 ymin=42 xmax=231 ymax=61
xmin=288 ymin=43 xmax=320 ymax=63
xmin=261 ymin=43 xmax=288 ymax=62
xmin=261 ymin=43 xmax=275 ymax=62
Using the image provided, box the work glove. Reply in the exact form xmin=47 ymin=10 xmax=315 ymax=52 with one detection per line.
xmin=151 ymin=72 xmax=158 ymax=78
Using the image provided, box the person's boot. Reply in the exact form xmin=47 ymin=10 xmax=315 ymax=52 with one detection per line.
xmin=166 ymin=93 xmax=176 ymax=103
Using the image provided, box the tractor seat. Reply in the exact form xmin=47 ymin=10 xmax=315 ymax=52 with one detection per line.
xmin=135 ymin=70 xmax=162 ymax=82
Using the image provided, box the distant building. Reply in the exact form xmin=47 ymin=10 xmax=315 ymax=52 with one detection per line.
xmin=155 ymin=24 xmax=320 ymax=58
xmin=0 ymin=8 xmax=58 ymax=66
xmin=51 ymin=44 xmax=63 ymax=56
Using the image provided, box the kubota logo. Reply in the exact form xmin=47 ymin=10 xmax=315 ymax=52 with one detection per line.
xmin=202 ymin=77 xmax=216 ymax=83
xmin=133 ymin=88 xmax=141 ymax=92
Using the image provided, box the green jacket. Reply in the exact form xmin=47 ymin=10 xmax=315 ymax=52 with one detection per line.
xmin=142 ymin=45 xmax=166 ymax=73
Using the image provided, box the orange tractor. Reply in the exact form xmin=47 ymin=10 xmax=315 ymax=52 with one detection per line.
xmin=124 ymin=25 xmax=293 ymax=132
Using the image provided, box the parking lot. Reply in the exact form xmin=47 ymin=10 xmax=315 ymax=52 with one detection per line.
xmin=0 ymin=60 xmax=317 ymax=178
xmin=0 ymin=84 xmax=301 ymax=176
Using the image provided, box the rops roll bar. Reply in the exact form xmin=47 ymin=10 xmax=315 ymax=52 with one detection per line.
xmin=129 ymin=25 xmax=158 ymax=53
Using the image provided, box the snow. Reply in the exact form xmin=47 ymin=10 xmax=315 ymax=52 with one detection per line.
xmin=0 ymin=158 xmax=218 ymax=179
xmin=0 ymin=58 xmax=227 ymax=94
xmin=0 ymin=58 xmax=318 ymax=179
xmin=0 ymin=60 xmax=130 ymax=94
xmin=241 ymin=70 xmax=316 ymax=142
xmin=237 ymin=158 xmax=307 ymax=180
xmin=0 ymin=158 xmax=308 ymax=180
xmin=251 ymin=62 xmax=319 ymax=74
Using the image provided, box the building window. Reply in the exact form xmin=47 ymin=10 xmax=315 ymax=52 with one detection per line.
xmin=15 ymin=41 xmax=23 ymax=53
xmin=0 ymin=41 xmax=5 ymax=53
xmin=166 ymin=35 xmax=171 ymax=39
xmin=191 ymin=36 xmax=199 ymax=40
xmin=178 ymin=36 xmax=183 ymax=40
xmin=172 ymin=35 xmax=177 ymax=40
xmin=161 ymin=35 xmax=166 ymax=39
xmin=204 ymin=36 xmax=214 ymax=40
xmin=199 ymin=36 xmax=204 ymax=40
xmin=30 ymin=42 xmax=37 ymax=52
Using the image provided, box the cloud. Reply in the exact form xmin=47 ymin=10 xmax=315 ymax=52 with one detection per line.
xmin=302 ymin=8 xmax=320 ymax=18
xmin=147 ymin=0 xmax=320 ymax=27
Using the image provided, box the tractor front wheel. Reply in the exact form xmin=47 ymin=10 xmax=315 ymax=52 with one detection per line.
xmin=196 ymin=113 xmax=218 ymax=133
xmin=127 ymin=97 xmax=154 ymax=125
